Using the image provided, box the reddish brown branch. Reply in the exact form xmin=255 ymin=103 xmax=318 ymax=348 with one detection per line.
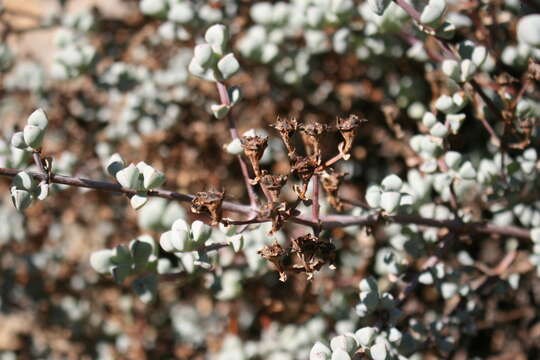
xmin=0 ymin=167 xmax=532 ymax=240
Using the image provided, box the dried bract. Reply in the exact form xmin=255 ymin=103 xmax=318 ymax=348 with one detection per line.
xmin=270 ymin=117 xmax=298 ymax=159
xmin=191 ymin=190 xmax=224 ymax=225
xmin=241 ymin=135 xmax=268 ymax=184
xmin=321 ymin=171 xmax=347 ymax=211
xmin=336 ymin=115 xmax=365 ymax=159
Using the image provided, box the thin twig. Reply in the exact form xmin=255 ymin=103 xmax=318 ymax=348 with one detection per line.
xmin=32 ymin=151 xmax=49 ymax=183
xmin=312 ymin=175 xmax=321 ymax=235
xmin=215 ymin=81 xmax=258 ymax=209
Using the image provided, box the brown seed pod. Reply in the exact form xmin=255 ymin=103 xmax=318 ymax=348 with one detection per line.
xmin=241 ymin=135 xmax=268 ymax=184
xmin=259 ymin=170 xmax=288 ymax=203
xmin=299 ymin=121 xmax=327 ymax=165
xmin=270 ymin=117 xmax=298 ymax=159
xmin=336 ymin=115 xmax=365 ymax=159
xmin=257 ymin=242 xmax=288 ymax=282
xmin=321 ymin=170 xmax=347 ymax=211
xmin=191 ymin=190 xmax=224 ymax=225
xmin=291 ymin=156 xmax=318 ymax=200
xmin=291 ymin=234 xmax=336 ymax=280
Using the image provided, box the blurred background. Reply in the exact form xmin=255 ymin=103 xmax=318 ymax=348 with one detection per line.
xmin=0 ymin=0 xmax=540 ymax=359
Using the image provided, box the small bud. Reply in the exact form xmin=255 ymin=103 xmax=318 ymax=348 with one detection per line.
xmin=359 ymin=276 xmax=378 ymax=292
xmin=159 ymin=231 xmax=175 ymax=253
xmin=441 ymin=59 xmax=460 ymax=82
xmin=444 ymin=151 xmax=462 ymax=170
xmin=191 ymin=220 xmax=212 ymax=244
xmin=217 ymin=53 xmax=240 ymax=80
xmin=330 ymin=334 xmax=357 ymax=354
xmin=11 ymin=132 xmax=27 ymax=150
xmin=12 ymin=171 xmax=35 ymax=191
xmin=142 ymin=165 xmax=165 ymax=189
xmin=422 ymin=112 xmax=438 ymax=129
xmin=116 ymin=163 xmax=141 ymax=189
xmin=229 ymin=234 xmax=244 ymax=252
xmin=23 ymin=125 xmax=45 ymax=149
xmin=435 ymin=21 xmax=455 ymax=39
xmin=130 ymin=239 xmax=153 ymax=268
xmin=459 ymin=59 xmax=477 ymax=82
xmin=430 ymin=122 xmax=449 ymax=138
xmin=380 ymin=191 xmax=401 ymax=214
xmin=331 ymin=349 xmax=351 ymax=360
xmin=37 ymin=182 xmax=49 ymax=201
xmin=112 ymin=244 xmax=132 ymax=265
xmin=366 ymin=185 xmax=382 ymax=208
xmin=90 ymin=249 xmax=114 ymax=274
xmin=171 ymin=228 xmax=191 ymax=252
xmin=458 ymin=161 xmax=476 ymax=180
xmin=517 ymin=14 xmax=540 ymax=48
xmin=370 ymin=343 xmax=387 ymax=360
xmin=309 ymin=341 xmax=332 ymax=360
xmin=355 ymin=327 xmax=376 ymax=347
xmin=211 ymin=103 xmax=231 ymax=119
xmin=420 ymin=0 xmax=447 ymax=28
xmin=381 ymin=174 xmax=403 ymax=192
xmin=27 ymin=108 xmax=49 ymax=130
xmin=106 ymin=153 xmax=124 ymax=177
xmin=205 ymin=24 xmax=229 ymax=55
xmin=367 ymin=0 xmax=391 ymax=16
xmin=111 ymin=264 xmax=131 ymax=284
xmin=130 ymin=194 xmax=148 ymax=210
xmin=10 ymin=187 xmax=33 ymax=211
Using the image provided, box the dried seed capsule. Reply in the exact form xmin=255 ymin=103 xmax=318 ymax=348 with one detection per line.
xmin=321 ymin=171 xmax=347 ymax=211
xmin=191 ymin=190 xmax=224 ymax=225
xmin=291 ymin=156 xmax=318 ymax=200
xmin=336 ymin=115 xmax=365 ymax=158
xmin=270 ymin=117 xmax=298 ymax=159
xmin=300 ymin=121 xmax=327 ymax=164
xmin=240 ymin=135 xmax=268 ymax=184
xmin=259 ymin=170 xmax=288 ymax=203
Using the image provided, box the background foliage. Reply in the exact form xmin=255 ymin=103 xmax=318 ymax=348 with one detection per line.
xmin=0 ymin=0 xmax=539 ymax=359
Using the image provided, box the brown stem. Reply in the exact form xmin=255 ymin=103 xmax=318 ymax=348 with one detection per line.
xmin=312 ymin=175 xmax=320 ymax=235
xmin=215 ymin=81 xmax=258 ymax=209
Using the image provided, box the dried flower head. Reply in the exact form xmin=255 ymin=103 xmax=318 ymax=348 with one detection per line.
xmin=260 ymin=170 xmax=288 ymax=203
xmin=291 ymin=156 xmax=319 ymax=200
xmin=241 ymin=135 xmax=268 ymax=184
xmin=299 ymin=121 xmax=327 ymax=164
xmin=321 ymin=171 xmax=347 ymax=211
xmin=191 ymin=190 xmax=224 ymax=225
xmin=257 ymin=242 xmax=288 ymax=282
xmin=270 ymin=117 xmax=298 ymax=159
xmin=291 ymin=234 xmax=336 ymax=280
xmin=336 ymin=115 xmax=365 ymax=159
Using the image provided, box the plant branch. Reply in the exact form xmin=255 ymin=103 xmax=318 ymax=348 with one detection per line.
xmin=0 ymin=167 xmax=533 ymax=241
